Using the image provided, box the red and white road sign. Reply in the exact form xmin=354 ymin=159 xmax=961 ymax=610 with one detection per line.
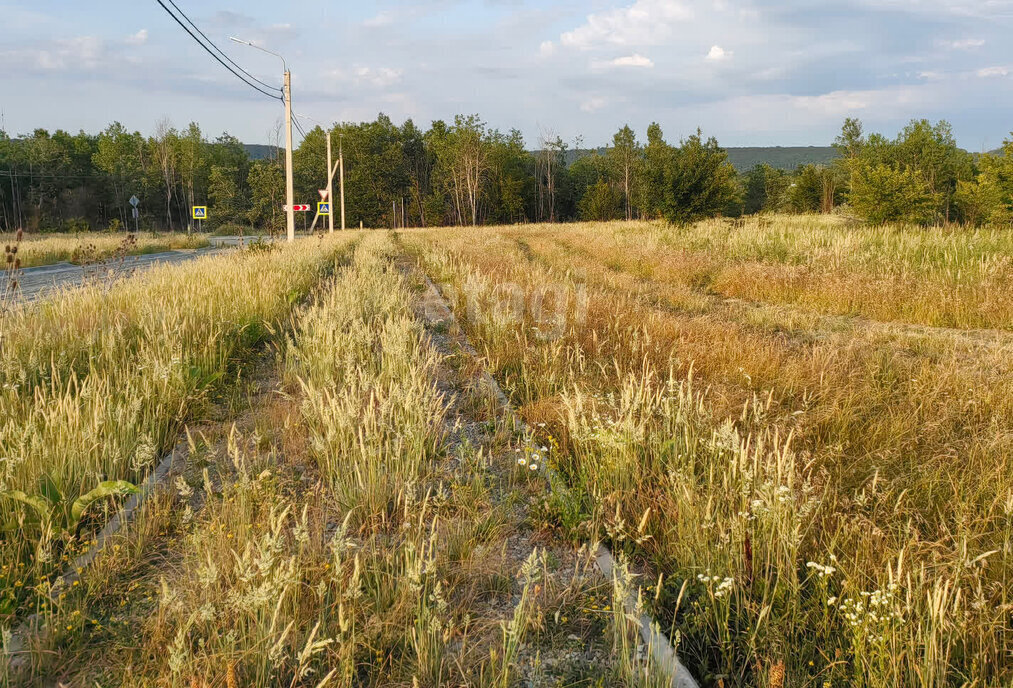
xmin=284 ymin=204 xmax=312 ymax=212
xmin=318 ymin=189 xmax=329 ymax=200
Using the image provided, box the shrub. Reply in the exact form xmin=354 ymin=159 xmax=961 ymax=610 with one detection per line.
xmin=660 ymin=130 xmax=738 ymax=225
xmin=849 ymin=162 xmax=937 ymax=224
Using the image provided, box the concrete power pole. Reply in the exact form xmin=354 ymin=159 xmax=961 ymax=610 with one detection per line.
xmin=339 ymin=134 xmax=346 ymax=231
xmin=283 ymin=70 xmax=295 ymax=242
xmin=229 ymin=37 xmax=293 ymax=242
xmin=326 ymin=131 xmax=334 ymax=234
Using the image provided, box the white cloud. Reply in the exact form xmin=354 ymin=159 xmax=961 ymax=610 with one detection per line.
xmin=560 ymin=0 xmax=692 ymax=49
xmin=363 ymin=11 xmax=395 ymax=28
xmin=917 ymin=70 xmax=943 ymax=80
xmin=2 ymin=36 xmax=105 ymax=72
xmin=613 ymin=53 xmax=654 ymax=67
xmin=324 ymin=65 xmax=404 ymax=89
xmin=355 ymin=66 xmax=403 ymax=88
xmin=592 ymin=53 xmax=655 ymax=69
xmin=580 ymin=96 xmax=608 ymax=113
xmin=539 ymin=40 xmax=555 ymax=58
xmin=977 ymin=66 xmax=1009 ymax=78
xmin=706 ymin=45 xmax=731 ymax=60
xmin=790 ymin=86 xmax=932 ymax=116
xmin=677 ymin=85 xmax=942 ymax=137
xmin=942 ymin=38 xmax=985 ymax=49
xmin=125 ymin=29 xmax=148 ymax=46
xmin=855 ymin=0 xmax=1013 ymax=18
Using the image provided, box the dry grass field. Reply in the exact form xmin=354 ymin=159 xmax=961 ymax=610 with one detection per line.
xmin=403 ymin=215 xmax=1013 ymax=687
xmin=3 ymin=215 xmax=1012 ymax=687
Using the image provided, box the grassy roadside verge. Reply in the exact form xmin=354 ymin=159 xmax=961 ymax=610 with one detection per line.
xmin=0 ymin=236 xmax=356 ymax=632
xmin=3 ymin=233 xmax=211 ymax=270
xmin=21 ymin=234 xmax=663 ymax=687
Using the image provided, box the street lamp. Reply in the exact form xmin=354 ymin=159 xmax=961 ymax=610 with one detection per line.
xmin=229 ymin=36 xmax=295 ymax=243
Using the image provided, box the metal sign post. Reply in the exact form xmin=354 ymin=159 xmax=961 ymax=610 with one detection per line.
xmin=192 ymin=206 xmax=207 ymax=233
xmin=129 ymin=195 xmax=140 ymax=233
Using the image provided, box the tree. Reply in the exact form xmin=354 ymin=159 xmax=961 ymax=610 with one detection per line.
xmin=638 ymin=123 xmax=670 ymax=219
xmin=486 ymin=129 xmax=533 ymax=224
xmin=834 ymin=117 xmax=865 ymax=190
xmin=893 ymin=120 xmax=972 ymax=222
xmin=785 ymin=165 xmax=840 ymax=214
xmin=247 ymin=160 xmax=284 ymax=233
xmin=208 ymin=165 xmax=241 ymax=226
xmin=660 ymin=129 xmax=737 ymax=225
xmin=743 ymin=164 xmax=789 ymax=214
xmin=177 ymin=122 xmax=205 ymax=234
xmin=93 ymin=123 xmax=144 ymax=229
xmin=536 ymin=130 xmax=567 ymax=223
xmin=151 ymin=119 xmax=178 ymax=231
xmin=955 ymin=138 xmax=1013 ymax=225
xmin=608 ymin=125 xmax=640 ymax=220
xmin=452 ymin=115 xmax=489 ymax=226
xmin=850 ymin=162 xmax=937 ymax=224
xmin=579 ymin=179 xmax=623 ymax=221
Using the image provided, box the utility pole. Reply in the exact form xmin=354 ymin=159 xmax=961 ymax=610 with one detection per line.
xmin=339 ymin=134 xmax=346 ymax=231
xmin=230 ymin=36 xmax=294 ymax=242
xmin=297 ymin=114 xmax=337 ymax=233
xmin=283 ymin=70 xmax=295 ymax=242
xmin=326 ymin=131 xmax=334 ymax=233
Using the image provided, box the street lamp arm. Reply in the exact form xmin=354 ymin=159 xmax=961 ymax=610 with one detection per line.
xmin=228 ymin=36 xmax=287 ymax=72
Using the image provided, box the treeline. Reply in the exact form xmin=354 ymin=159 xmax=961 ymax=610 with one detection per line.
xmin=747 ymin=118 xmax=1013 ymax=225
xmin=0 ymin=122 xmax=257 ymax=233
xmin=1 ymin=114 xmax=1011 ymax=232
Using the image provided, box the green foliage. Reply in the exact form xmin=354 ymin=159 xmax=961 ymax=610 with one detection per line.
xmin=834 ymin=118 xmax=973 ymax=223
xmin=247 ymin=160 xmax=284 ymax=232
xmin=578 ymin=179 xmax=623 ymax=221
xmin=608 ymin=125 xmax=640 ymax=220
xmin=5 ymin=113 xmax=1001 ymax=232
xmin=955 ymin=138 xmax=1013 ymax=226
xmin=744 ymin=164 xmax=790 ymax=214
xmin=659 ymin=130 xmax=738 ymax=225
xmin=1 ymin=474 xmax=140 ymax=535
xmin=850 ymin=162 xmax=937 ymax=224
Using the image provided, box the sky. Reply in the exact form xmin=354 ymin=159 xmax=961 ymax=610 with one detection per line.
xmin=1 ymin=0 xmax=1012 ymax=150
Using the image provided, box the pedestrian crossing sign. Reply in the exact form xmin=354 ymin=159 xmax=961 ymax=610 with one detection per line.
xmin=192 ymin=206 xmax=207 ymax=219
xmin=318 ymin=201 xmax=331 ymax=215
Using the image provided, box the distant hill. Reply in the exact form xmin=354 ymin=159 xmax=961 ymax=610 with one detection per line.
xmin=558 ymin=146 xmax=839 ymax=174
xmin=725 ymin=147 xmax=839 ymax=172
xmin=244 ymin=144 xmax=280 ymax=161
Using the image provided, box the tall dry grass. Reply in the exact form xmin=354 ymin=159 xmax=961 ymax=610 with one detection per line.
xmin=30 ymin=234 xmax=662 ymax=687
xmin=2 ymin=232 xmax=210 ymax=269
xmin=526 ymin=215 xmax=1013 ymax=330
xmin=403 ymin=218 xmax=1013 ymax=686
xmin=0 ymin=236 xmax=353 ymax=624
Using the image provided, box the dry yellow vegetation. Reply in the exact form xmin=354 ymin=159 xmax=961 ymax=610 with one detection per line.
xmin=403 ymin=215 xmax=1013 ymax=686
xmin=2 ymin=232 xmax=209 ymax=269
xmin=6 ymin=215 xmax=1013 ymax=687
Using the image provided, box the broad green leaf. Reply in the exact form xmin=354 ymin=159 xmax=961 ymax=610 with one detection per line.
xmin=37 ymin=473 xmax=63 ymax=509
xmin=70 ymin=481 xmax=141 ymax=528
xmin=0 ymin=490 xmax=52 ymax=523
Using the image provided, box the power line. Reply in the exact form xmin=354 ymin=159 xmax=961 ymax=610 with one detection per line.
xmin=154 ymin=0 xmax=283 ymax=101
xmin=163 ymin=0 xmax=282 ymax=94
xmin=292 ymin=114 xmax=309 ymax=140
